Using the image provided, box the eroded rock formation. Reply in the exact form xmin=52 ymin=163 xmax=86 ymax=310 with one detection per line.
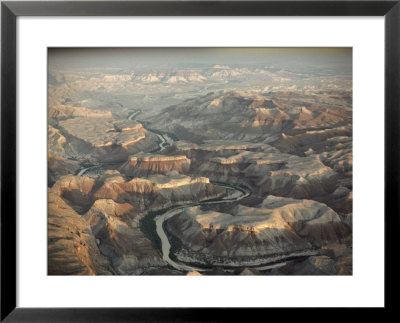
xmin=48 ymin=189 xmax=112 ymax=275
xmin=166 ymin=196 xmax=351 ymax=265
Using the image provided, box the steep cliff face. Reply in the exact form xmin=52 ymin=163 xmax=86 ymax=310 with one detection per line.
xmin=151 ymin=91 xmax=351 ymax=141
xmin=83 ymin=199 xmax=165 ymax=274
xmin=52 ymin=172 xmax=226 ymax=214
xmin=176 ymin=140 xmax=338 ymax=200
xmin=47 ymin=63 xmax=353 ymax=275
xmin=48 ymin=172 xmax=227 ymax=274
xmin=48 ymin=125 xmax=67 ymax=155
xmin=48 ymin=153 xmax=80 ymax=186
xmin=48 ymin=105 xmax=113 ymax=119
xmin=52 ymin=175 xmax=96 ymax=213
xmin=316 ymin=136 xmax=352 ymax=174
xmin=151 ymin=177 xmax=225 ymax=210
xmin=90 ymin=172 xmax=225 ymax=211
xmin=48 ymin=189 xmax=112 ymax=275
xmin=272 ymin=127 xmax=352 ymax=156
xmin=119 ymin=154 xmax=191 ymax=176
xmin=252 ymin=154 xmax=337 ymax=199
xmin=57 ymin=117 xmax=160 ymax=163
xmin=93 ymin=175 xmax=154 ymax=206
xmin=166 ymin=196 xmax=351 ymax=263
xmin=48 ymin=110 xmax=160 ymax=165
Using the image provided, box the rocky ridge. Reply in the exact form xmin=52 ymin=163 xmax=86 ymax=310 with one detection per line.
xmin=166 ymin=195 xmax=351 ymax=265
xmin=49 ymin=171 xmax=227 ymax=274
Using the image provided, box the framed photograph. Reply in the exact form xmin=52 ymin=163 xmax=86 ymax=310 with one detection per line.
xmin=1 ymin=0 xmax=398 ymax=320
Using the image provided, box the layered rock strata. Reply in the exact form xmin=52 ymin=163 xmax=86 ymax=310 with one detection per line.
xmin=83 ymin=199 xmax=165 ymax=274
xmin=48 ymin=172 xmax=227 ymax=274
xmin=48 ymin=189 xmax=112 ymax=275
xmin=119 ymin=153 xmax=191 ymax=177
xmin=166 ymin=196 xmax=351 ymax=265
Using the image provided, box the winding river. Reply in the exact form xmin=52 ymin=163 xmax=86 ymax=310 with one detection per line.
xmin=154 ymin=183 xmax=250 ymax=272
xmin=152 ymin=182 xmax=304 ymax=273
xmin=128 ymin=110 xmax=169 ymax=152
xmin=77 ymin=110 xmax=168 ymax=177
xmin=76 ymin=109 xmax=294 ymax=273
xmin=127 ymin=110 xmax=142 ymax=120
xmin=77 ymin=166 xmax=92 ymax=176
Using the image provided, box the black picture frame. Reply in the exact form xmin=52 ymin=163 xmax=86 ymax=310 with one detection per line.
xmin=1 ymin=0 xmax=398 ymax=321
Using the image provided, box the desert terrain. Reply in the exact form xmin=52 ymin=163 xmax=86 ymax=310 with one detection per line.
xmin=48 ymin=48 xmax=352 ymax=275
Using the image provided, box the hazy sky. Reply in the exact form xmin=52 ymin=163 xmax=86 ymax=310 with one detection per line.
xmin=48 ymin=47 xmax=352 ymax=71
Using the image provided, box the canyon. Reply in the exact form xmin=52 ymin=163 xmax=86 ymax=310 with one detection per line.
xmin=48 ymin=51 xmax=352 ymax=275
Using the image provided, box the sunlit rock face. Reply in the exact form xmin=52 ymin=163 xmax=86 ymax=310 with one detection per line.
xmin=56 ymin=117 xmax=159 ymax=163
xmin=47 ymin=52 xmax=353 ymax=275
xmin=273 ymin=127 xmax=352 ymax=156
xmin=166 ymin=196 xmax=351 ymax=261
xmin=250 ymin=154 xmax=338 ymax=199
xmin=119 ymin=153 xmax=191 ymax=176
xmin=175 ymin=140 xmax=338 ymax=200
xmin=83 ymin=199 xmax=165 ymax=275
xmin=48 ymin=111 xmax=159 ymax=167
xmin=48 ymin=125 xmax=82 ymax=185
xmin=59 ymin=118 xmax=146 ymax=149
xmin=48 ymin=125 xmax=67 ymax=155
xmin=151 ymin=89 xmax=352 ymax=214
xmin=48 ymin=105 xmax=112 ymax=119
xmin=52 ymin=175 xmax=96 ymax=214
xmin=48 ymin=153 xmax=80 ymax=187
xmin=48 ymin=189 xmax=112 ymax=275
xmin=316 ymin=136 xmax=352 ymax=175
xmin=91 ymin=172 xmax=224 ymax=211
xmin=151 ymin=90 xmax=351 ymax=142
xmin=51 ymin=172 xmax=226 ymax=214
xmin=149 ymin=174 xmax=224 ymax=211
xmin=48 ymin=172 xmax=227 ymax=274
